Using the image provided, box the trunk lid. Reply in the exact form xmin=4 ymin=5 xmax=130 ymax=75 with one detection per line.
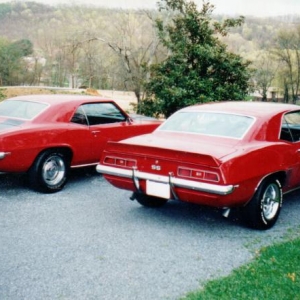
xmin=103 ymin=132 xmax=239 ymax=168
xmin=0 ymin=118 xmax=24 ymax=132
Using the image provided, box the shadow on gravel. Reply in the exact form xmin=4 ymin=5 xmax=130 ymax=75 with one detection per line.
xmin=0 ymin=167 xmax=100 ymax=192
xmin=0 ymin=168 xmax=299 ymax=232
xmin=126 ymin=199 xmax=246 ymax=231
xmin=0 ymin=173 xmax=29 ymax=191
xmin=126 ymin=190 xmax=300 ymax=232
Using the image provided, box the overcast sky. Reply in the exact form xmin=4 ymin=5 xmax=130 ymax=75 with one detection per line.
xmin=1 ymin=0 xmax=300 ymax=17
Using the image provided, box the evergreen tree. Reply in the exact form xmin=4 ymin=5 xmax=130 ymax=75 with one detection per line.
xmin=141 ymin=0 xmax=252 ymax=117
xmin=0 ymin=39 xmax=33 ymax=85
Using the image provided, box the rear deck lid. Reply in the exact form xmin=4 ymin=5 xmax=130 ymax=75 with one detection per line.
xmin=0 ymin=118 xmax=24 ymax=131
xmin=104 ymin=132 xmax=239 ymax=167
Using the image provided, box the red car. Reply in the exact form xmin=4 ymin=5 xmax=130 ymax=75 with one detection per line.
xmin=97 ymin=101 xmax=300 ymax=230
xmin=0 ymin=94 xmax=160 ymax=192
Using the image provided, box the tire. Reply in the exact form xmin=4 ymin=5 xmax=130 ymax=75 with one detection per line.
xmin=135 ymin=193 xmax=168 ymax=208
xmin=29 ymin=150 xmax=69 ymax=193
xmin=243 ymin=178 xmax=282 ymax=230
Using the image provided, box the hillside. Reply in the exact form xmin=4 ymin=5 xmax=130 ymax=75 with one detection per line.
xmin=0 ymin=2 xmax=299 ymax=56
xmin=0 ymin=1 xmax=300 ymax=103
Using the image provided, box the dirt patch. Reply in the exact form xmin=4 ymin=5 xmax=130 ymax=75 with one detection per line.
xmin=0 ymin=87 xmax=56 ymax=99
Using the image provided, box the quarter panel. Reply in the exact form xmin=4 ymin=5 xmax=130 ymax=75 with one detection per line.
xmin=0 ymin=124 xmax=91 ymax=172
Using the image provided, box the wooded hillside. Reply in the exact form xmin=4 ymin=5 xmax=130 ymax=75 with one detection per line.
xmin=0 ymin=1 xmax=300 ymax=104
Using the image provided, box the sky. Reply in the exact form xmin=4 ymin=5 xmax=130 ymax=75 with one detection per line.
xmin=1 ymin=0 xmax=300 ymax=17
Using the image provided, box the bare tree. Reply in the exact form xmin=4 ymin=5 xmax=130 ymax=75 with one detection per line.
xmin=274 ymin=25 xmax=300 ymax=103
xmin=94 ymin=10 xmax=164 ymax=103
xmin=253 ymin=51 xmax=278 ymax=101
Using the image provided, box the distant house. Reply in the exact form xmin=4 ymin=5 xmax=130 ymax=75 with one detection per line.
xmin=251 ymin=87 xmax=284 ymax=102
xmin=24 ymin=56 xmax=46 ymax=70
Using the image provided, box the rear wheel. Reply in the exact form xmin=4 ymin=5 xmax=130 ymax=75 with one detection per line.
xmin=135 ymin=193 xmax=168 ymax=208
xmin=243 ymin=178 xmax=282 ymax=230
xmin=29 ymin=150 xmax=69 ymax=193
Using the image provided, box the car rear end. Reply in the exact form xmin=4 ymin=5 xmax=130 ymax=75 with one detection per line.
xmin=96 ymin=137 xmax=242 ymax=207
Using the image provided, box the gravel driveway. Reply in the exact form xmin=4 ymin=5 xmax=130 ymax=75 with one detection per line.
xmin=0 ymin=171 xmax=299 ymax=300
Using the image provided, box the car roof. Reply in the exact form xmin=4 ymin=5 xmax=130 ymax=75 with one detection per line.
xmin=6 ymin=94 xmax=115 ymax=106
xmin=182 ymin=101 xmax=300 ymax=118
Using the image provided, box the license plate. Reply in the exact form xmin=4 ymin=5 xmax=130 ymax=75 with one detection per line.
xmin=146 ymin=180 xmax=170 ymax=199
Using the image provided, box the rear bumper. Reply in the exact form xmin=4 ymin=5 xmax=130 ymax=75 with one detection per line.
xmin=97 ymin=164 xmax=236 ymax=196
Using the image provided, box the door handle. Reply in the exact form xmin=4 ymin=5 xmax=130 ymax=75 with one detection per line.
xmin=92 ymin=130 xmax=100 ymax=135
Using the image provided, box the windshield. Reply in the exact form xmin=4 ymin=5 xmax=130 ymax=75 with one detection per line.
xmin=158 ymin=111 xmax=255 ymax=139
xmin=0 ymin=100 xmax=48 ymax=120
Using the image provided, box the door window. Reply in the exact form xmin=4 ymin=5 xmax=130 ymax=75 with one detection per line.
xmin=71 ymin=102 xmax=126 ymax=126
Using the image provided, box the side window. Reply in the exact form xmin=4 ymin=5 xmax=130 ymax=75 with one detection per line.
xmin=71 ymin=106 xmax=88 ymax=125
xmin=280 ymin=111 xmax=300 ymax=142
xmin=80 ymin=103 xmax=126 ymax=126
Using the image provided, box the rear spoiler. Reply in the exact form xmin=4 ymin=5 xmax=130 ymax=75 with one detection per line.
xmin=103 ymin=141 xmax=221 ymax=167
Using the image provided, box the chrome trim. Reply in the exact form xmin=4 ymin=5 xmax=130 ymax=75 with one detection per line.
xmin=132 ymin=167 xmax=140 ymax=191
xmin=169 ymin=172 xmax=179 ymax=200
xmin=96 ymin=164 xmax=235 ymax=196
xmin=0 ymin=152 xmax=11 ymax=159
xmin=71 ymin=162 xmax=97 ymax=169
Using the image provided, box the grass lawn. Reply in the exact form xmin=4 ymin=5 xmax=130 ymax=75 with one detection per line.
xmin=182 ymin=238 xmax=300 ymax=300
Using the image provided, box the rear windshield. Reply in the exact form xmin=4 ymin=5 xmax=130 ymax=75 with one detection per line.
xmin=0 ymin=100 xmax=48 ymax=120
xmin=158 ymin=111 xmax=254 ymax=139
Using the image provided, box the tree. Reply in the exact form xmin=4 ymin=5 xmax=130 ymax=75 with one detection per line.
xmin=12 ymin=39 xmax=33 ymax=56
xmin=96 ymin=10 xmax=164 ymax=103
xmin=274 ymin=25 xmax=300 ymax=103
xmin=0 ymin=38 xmax=33 ymax=85
xmin=141 ymin=0 xmax=252 ymax=117
xmin=253 ymin=51 xmax=278 ymax=101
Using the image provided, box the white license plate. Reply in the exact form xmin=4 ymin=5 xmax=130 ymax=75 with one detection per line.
xmin=146 ymin=180 xmax=170 ymax=199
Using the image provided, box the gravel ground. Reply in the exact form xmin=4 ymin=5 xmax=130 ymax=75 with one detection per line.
xmin=0 ymin=171 xmax=299 ymax=300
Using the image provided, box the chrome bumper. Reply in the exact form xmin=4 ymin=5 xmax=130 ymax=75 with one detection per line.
xmin=0 ymin=152 xmax=10 ymax=160
xmin=96 ymin=164 xmax=235 ymax=196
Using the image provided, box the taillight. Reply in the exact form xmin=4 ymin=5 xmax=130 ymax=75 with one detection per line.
xmin=104 ymin=156 xmax=136 ymax=168
xmin=178 ymin=167 xmax=220 ymax=182
xmin=178 ymin=168 xmax=191 ymax=177
xmin=104 ymin=157 xmax=116 ymax=165
xmin=116 ymin=159 xmax=125 ymax=166
xmin=204 ymin=172 xmax=219 ymax=182
xmin=126 ymin=160 xmax=136 ymax=168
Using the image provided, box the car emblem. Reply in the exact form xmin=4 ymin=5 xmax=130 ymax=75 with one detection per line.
xmin=151 ymin=165 xmax=161 ymax=171
xmin=151 ymin=160 xmax=161 ymax=171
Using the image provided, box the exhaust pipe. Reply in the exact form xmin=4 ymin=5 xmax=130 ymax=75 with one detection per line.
xmin=222 ymin=207 xmax=231 ymax=218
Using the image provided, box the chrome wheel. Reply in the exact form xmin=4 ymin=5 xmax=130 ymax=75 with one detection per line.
xmin=29 ymin=150 xmax=69 ymax=193
xmin=261 ymin=183 xmax=281 ymax=221
xmin=42 ymin=155 xmax=66 ymax=187
xmin=243 ymin=178 xmax=282 ymax=230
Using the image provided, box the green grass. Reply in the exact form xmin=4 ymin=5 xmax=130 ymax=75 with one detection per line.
xmin=0 ymin=88 xmax=6 ymax=101
xmin=182 ymin=238 xmax=300 ymax=300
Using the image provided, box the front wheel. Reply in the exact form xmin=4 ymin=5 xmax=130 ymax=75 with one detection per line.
xmin=135 ymin=193 xmax=168 ymax=208
xmin=29 ymin=150 xmax=69 ymax=193
xmin=243 ymin=178 xmax=282 ymax=230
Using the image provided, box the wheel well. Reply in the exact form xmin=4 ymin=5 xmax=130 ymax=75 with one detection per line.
xmin=264 ymin=171 xmax=286 ymax=188
xmin=35 ymin=147 xmax=73 ymax=165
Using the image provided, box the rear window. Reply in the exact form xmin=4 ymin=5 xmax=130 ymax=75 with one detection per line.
xmin=0 ymin=100 xmax=48 ymax=120
xmin=158 ymin=111 xmax=254 ymax=139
